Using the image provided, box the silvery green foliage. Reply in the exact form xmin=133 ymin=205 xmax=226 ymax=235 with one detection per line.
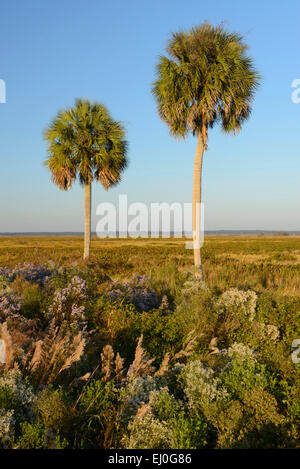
xmin=121 ymin=375 xmax=165 ymax=419
xmin=227 ymin=342 xmax=257 ymax=363
xmin=219 ymin=343 xmax=269 ymax=398
xmin=148 ymin=386 xmax=171 ymax=408
xmin=0 ymin=369 xmax=35 ymax=407
xmin=107 ymin=274 xmax=160 ymax=311
xmin=0 ymin=370 xmax=35 ymax=446
xmin=183 ymin=360 xmax=228 ymax=408
xmin=122 ymin=387 xmax=173 ymax=449
xmin=215 ymin=288 xmax=257 ymax=321
xmin=180 ymin=270 xmax=209 ymax=296
xmin=181 ymin=277 xmax=208 ymax=296
xmin=256 ymin=323 xmax=280 ymax=341
xmin=124 ymin=409 xmax=172 ymax=449
xmin=0 ymin=409 xmax=15 ymax=446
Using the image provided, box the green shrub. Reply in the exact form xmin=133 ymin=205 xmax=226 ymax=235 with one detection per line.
xmin=76 ymin=379 xmax=119 ymax=448
xmin=17 ymin=422 xmax=68 ymax=449
xmin=20 ymin=285 xmax=43 ymax=320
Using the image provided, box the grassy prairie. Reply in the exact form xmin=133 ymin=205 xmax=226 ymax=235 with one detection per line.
xmin=0 ymin=235 xmax=299 ymax=449
xmin=1 ymin=235 xmax=300 ymax=295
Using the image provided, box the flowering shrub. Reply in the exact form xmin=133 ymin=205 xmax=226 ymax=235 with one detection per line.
xmin=183 ymin=360 xmax=229 ymax=408
xmin=216 ymin=288 xmax=257 ymax=321
xmin=0 ymin=258 xmax=298 ymax=449
xmin=227 ymin=342 xmax=257 ymax=363
xmin=0 ymin=294 xmax=21 ymax=322
xmin=0 ymin=369 xmax=35 ymax=448
xmin=181 ymin=275 xmax=208 ymax=296
xmin=0 ymin=369 xmax=35 ymax=408
xmin=220 ymin=351 xmax=268 ymax=401
xmin=255 ymin=322 xmax=280 ymax=341
xmin=0 ymin=409 xmax=14 ymax=447
xmin=47 ymin=276 xmax=87 ymax=329
xmin=122 ymin=384 xmax=209 ymax=449
xmin=121 ymin=375 xmax=164 ymax=420
xmin=0 ymin=263 xmax=55 ymax=287
xmin=123 ymin=407 xmax=173 ymax=449
xmin=107 ymin=274 xmax=160 ymax=311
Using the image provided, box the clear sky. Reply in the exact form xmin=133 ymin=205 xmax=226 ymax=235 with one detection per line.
xmin=0 ymin=0 xmax=299 ymax=232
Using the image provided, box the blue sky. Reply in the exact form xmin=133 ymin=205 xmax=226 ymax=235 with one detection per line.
xmin=0 ymin=0 xmax=299 ymax=232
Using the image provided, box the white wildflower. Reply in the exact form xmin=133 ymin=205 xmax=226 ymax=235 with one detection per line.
xmin=216 ymin=288 xmax=257 ymax=321
xmin=0 ymin=409 xmax=15 ymax=446
xmin=0 ymin=369 xmax=35 ymax=406
xmin=181 ymin=278 xmax=208 ymax=296
xmin=184 ymin=360 xmax=228 ymax=409
xmin=121 ymin=375 xmax=166 ymax=419
xmin=227 ymin=343 xmax=257 ymax=363
xmin=256 ymin=323 xmax=280 ymax=341
xmin=122 ymin=408 xmax=172 ymax=449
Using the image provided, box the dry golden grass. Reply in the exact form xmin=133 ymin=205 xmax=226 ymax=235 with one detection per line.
xmin=0 ymin=320 xmax=86 ymax=385
xmin=1 ymin=235 xmax=300 ymax=296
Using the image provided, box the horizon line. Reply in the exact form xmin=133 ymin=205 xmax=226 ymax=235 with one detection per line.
xmin=0 ymin=230 xmax=299 ymax=236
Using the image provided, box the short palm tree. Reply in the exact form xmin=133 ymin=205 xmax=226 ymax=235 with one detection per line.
xmin=44 ymin=99 xmax=128 ymax=259
xmin=152 ymin=23 xmax=260 ymax=279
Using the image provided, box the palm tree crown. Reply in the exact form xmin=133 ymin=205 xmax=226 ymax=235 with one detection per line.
xmin=44 ymin=98 xmax=128 ymax=191
xmin=152 ymin=23 xmax=260 ymax=143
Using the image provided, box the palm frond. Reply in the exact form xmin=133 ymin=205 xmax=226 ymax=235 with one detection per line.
xmin=152 ymin=23 xmax=261 ymax=142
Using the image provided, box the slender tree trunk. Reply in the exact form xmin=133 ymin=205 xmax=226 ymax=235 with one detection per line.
xmin=84 ymin=183 xmax=91 ymax=260
xmin=192 ymin=133 xmax=205 ymax=279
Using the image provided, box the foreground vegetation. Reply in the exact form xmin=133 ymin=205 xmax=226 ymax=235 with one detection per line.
xmin=0 ymin=236 xmax=299 ymax=448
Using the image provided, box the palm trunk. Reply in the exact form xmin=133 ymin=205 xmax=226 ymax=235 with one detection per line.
xmin=192 ymin=133 xmax=205 ymax=279
xmin=84 ymin=183 xmax=91 ymax=260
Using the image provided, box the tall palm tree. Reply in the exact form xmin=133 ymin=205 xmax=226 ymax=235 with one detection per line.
xmin=44 ymin=99 xmax=128 ymax=259
xmin=152 ymin=23 xmax=260 ymax=279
